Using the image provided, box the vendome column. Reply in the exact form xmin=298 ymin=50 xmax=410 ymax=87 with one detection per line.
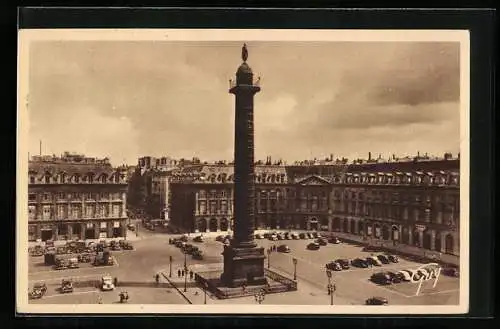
xmin=220 ymin=44 xmax=267 ymax=287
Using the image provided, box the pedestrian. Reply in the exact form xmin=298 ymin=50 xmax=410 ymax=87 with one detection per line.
xmin=155 ymin=273 xmax=160 ymax=283
xmin=182 ymin=269 xmax=185 ymax=277
xmin=189 ymin=270 xmax=193 ymax=280
xmin=177 ymin=269 xmax=181 ymax=277
xmin=97 ymin=295 xmax=103 ymax=304
xmin=114 ymin=277 xmax=118 ymax=287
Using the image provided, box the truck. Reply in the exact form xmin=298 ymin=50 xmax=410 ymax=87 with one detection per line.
xmin=93 ymin=250 xmax=114 ymax=266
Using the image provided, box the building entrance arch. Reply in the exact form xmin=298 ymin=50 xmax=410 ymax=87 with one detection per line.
xmin=350 ymin=220 xmax=357 ymax=234
xmin=209 ymin=218 xmax=218 ymax=232
xmin=445 ymin=234 xmax=454 ymax=254
xmin=423 ymin=230 xmax=432 ymax=250
xmin=197 ymin=218 xmax=207 ymax=233
xmin=220 ymin=218 xmax=229 ymax=231
xmin=333 ymin=218 xmax=341 ymax=232
xmin=342 ymin=219 xmax=349 ymax=233
xmin=382 ymin=225 xmax=390 ymax=240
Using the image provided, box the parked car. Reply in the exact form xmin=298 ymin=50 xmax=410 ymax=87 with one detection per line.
xmin=277 ymin=234 xmax=285 ymax=240
xmin=316 ymin=238 xmax=328 ymax=246
xmin=193 ymin=235 xmax=204 ymax=243
xmin=325 ymin=261 xmax=342 ymax=271
xmin=328 ymin=236 xmax=341 ymax=244
xmin=215 ymin=235 xmax=225 ymax=242
xmin=363 ymin=245 xmax=384 ymax=252
xmin=443 ymin=267 xmax=459 ymax=277
xmin=351 ymin=258 xmax=369 ymax=268
xmin=254 ymin=234 xmax=263 ymax=239
xmin=311 ymin=232 xmax=319 ymax=239
xmin=127 ymin=224 xmax=135 ymax=231
xmin=68 ymin=257 xmax=79 ymax=269
xmin=277 ymin=245 xmax=291 ymax=253
xmin=60 ymin=279 xmax=74 ymax=293
xmin=370 ymin=272 xmax=393 ymax=285
xmin=387 ymin=255 xmax=399 ymax=263
xmin=299 ymin=233 xmax=307 ymax=239
xmin=283 ymin=233 xmax=291 ymax=240
xmin=269 ymin=234 xmax=278 ymax=241
xmin=101 ymin=275 xmax=115 ymax=291
xmin=307 ymin=242 xmax=320 ymax=250
xmin=395 ymin=270 xmax=412 ymax=282
xmin=386 ymin=271 xmax=401 ymax=283
xmin=365 ymin=296 xmax=388 ymax=305
xmin=29 ymin=282 xmax=47 ymax=299
xmin=192 ymin=250 xmax=204 ymax=260
xmin=366 ymin=256 xmax=382 ymax=267
xmin=306 ymin=233 xmax=314 ymax=239
xmin=335 ymin=259 xmax=350 ymax=270
xmin=291 ymin=233 xmax=300 ymax=240
xmin=179 ymin=235 xmax=189 ymax=242
xmin=31 ymin=245 xmax=44 ymax=257
xmin=175 ymin=240 xmax=185 ymax=248
xmin=78 ymin=253 xmax=92 ymax=263
xmin=377 ymin=254 xmax=391 ymax=264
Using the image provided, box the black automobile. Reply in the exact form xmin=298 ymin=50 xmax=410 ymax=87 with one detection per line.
xmin=335 ymin=259 xmax=350 ymax=270
xmin=377 ymin=255 xmax=390 ymax=264
xmin=283 ymin=233 xmax=291 ymax=240
xmin=328 ymin=237 xmax=341 ymax=244
xmin=299 ymin=233 xmax=307 ymax=239
xmin=386 ymin=271 xmax=401 ymax=283
xmin=351 ymin=258 xmax=369 ymax=268
xmin=179 ymin=235 xmax=189 ymax=242
xmin=215 ymin=235 xmax=225 ymax=242
xmin=193 ymin=235 xmax=204 ymax=243
xmin=362 ymin=245 xmax=384 ymax=252
xmin=370 ymin=272 xmax=393 ymax=285
xmin=277 ymin=245 xmax=291 ymax=253
xmin=307 ymin=242 xmax=320 ymax=250
xmin=192 ymin=250 xmax=204 ymax=260
xmin=325 ymin=261 xmax=342 ymax=271
xmin=306 ymin=233 xmax=314 ymax=239
xmin=365 ymin=297 xmax=388 ymax=305
xmin=277 ymin=234 xmax=285 ymax=240
xmin=443 ymin=267 xmax=459 ymax=277
xmin=366 ymin=257 xmax=382 ymax=266
xmin=175 ymin=240 xmax=184 ymax=248
xmin=311 ymin=232 xmax=319 ymax=239
xmin=315 ymin=238 xmax=328 ymax=246
xmin=387 ymin=255 xmax=399 ymax=263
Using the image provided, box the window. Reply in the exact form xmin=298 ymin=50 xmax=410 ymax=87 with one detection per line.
xmin=71 ymin=205 xmax=81 ymax=219
xmin=43 ymin=193 xmax=51 ymax=201
xmin=221 ymin=190 xmax=226 ymax=198
xmin=30 ymin=176 xmax=35 ymax=184
xmin=42 ymin=205 xmax=52 ymax=220
xmin=28 ymin=193 xmax=36 ymax=202
xmin=100 ymin=222 xmax=107 ymax=229
xmin=112 ymin=205 xmax=121 ymax=217
xmin=221 ymin=200 xmax=228 ymax=213
xmin=74 ymin=175 xmax=80 ymax=183
xmin=73 ymin=192 xmax=79 ymax=199
xmin=28 ymin=205 xmax=36 ymax=220
xmin=210 ymin=201 xmax=217 ymax=214
xmin=45 ymin=176 xmax=50 ymax=184
xmin=199 ymin=190 xmax=206 ymax=199
xmin=58 ymin=193 xmax=65 ymax=200
xmin=199 ymin=201 xmax=207 ymax=214
xmin=85 ymin=205 xmax=94 ymax=218
xmin=56 ymin=205 xmax=66 ymax=219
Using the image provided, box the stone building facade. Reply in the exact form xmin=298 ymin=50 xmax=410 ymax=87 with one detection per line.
xmin=169 ymin=156 xmax=460 ymax=256
xmin=28 ymin=152 xmax=128 ymax=242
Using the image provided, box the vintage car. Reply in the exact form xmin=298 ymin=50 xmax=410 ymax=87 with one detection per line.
xmin=121 ymin=241 xmax=134 ymax=250
xmin=175 ymin=240 xmax=185 ymax=248
xmin=29 ymin=282 xmax=47 ymax=299
xmin=443 ymin=267 xmax=459 ymax=278
xmin=366 ymin=256 xmax=383 ymax=267
xmin=299 ymin=233 xmax=307 ymax=239
xmin=192 ymin=250 xmax=204 ymax=260
xmin=193 ymin=235 xmax=204 ymax=243
xmin=31 ymin=245 xmax=45 ymax=257
xmin=93 ymin=251 xmax=114 ymax=266
xmin=101 ymin=275 xmax=115 ymax=291
xmin=55 ymin=257 xmax=69 ymax=270
xmin=291 ymin=233 xmax=300 ymax=240
xmin=365 ymin=296 xmax=388 ymax=305
xmin=395 ymin=270 xmax=412 ymax=282
xmin=254 ymin=233 xmax=263 ymax=239
xmin=376 ymin=254 xmax=391 ymax=265
xmin=127 ymin=224 xmax=136 ymax=231
xmin=110 ymin=241 xmax=122 ymax=251
xmin=60 ymin=279 xmax=74 ymax=293
xmin=307 ymin=242 xmax=320 ymax=250
xmin=335 ymin=259 xmax=350 ymax=270
xmin=315 ymin=238 xmax=328 ymax=246
xmin=78 ymin=253 xmax=92 ymax=263
xmin=328 ymin=236 xmax=342 ymax=244
xmin=56 ymin=246 xmax=68 ymax=255
xmin=370 ymin=272 xmax=393 ymax=285
xmin=362 ymin=245 xmax=384 ymax=252
xmin=325 ymin=261 xmax=342 ymax=271
xmin=119 ymin=291 xmax=129 ymax=303
xmin=67 ymin=257 xmax=79 ymax=269
xmin=179 ymin=235 xmax=189 ymax=242
xmin=386 ymin=254 xmax=399 ymax=263
xmin=215 ymin=235 xmax=225 ymax=242
xmin=351 ymin=258 xmax=369 ymax=268
xmin=277 ymin=245 xmax=291 ymax=253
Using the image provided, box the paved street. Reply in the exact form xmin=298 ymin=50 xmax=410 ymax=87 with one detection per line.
xmin=28 ymin=228 xmax=459 ymax=305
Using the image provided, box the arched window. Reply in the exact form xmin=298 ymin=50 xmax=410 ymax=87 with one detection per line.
xmin=74 ymin=174 xmax=80 ymax=183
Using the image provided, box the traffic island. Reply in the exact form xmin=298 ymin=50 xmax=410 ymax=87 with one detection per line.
xmin=194 ymin=266 xmax=297 ymax=300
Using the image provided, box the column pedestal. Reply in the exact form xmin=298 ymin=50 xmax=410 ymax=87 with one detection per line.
xmin=220 ymin=244 xmax=267 ymax=288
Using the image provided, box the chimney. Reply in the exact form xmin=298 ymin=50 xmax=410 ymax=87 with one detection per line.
xmin=417 ymin=151 xmax=420 ymax=157
xmin=368 ymin=152 xmax=372 ymax=161
xmin=392 ymin=154 xmax=395 ymax=160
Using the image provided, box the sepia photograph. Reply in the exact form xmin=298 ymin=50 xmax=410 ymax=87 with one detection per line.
xmin=17 ymin=29 xmax=469 ymax=314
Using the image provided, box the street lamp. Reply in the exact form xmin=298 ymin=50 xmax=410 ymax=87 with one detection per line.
xmin=203 ymin=281 xmax=208 ymax=304
xmin=267 ymin=248 xmax=271 ymax=269
xmin=183 ymin=250 xmax=188 ymax=292
xmin=326 ymin=268 xmax=332 ymax=291
xmin=292 ymin=257 xmax=298 ymax=281
xmin=327 ymin=283 xmax=336 ymax=305
xmin=254 ymin=289 xmax=266 ymax=304
xmin=169 ymin=255 xmax=173 ymax=278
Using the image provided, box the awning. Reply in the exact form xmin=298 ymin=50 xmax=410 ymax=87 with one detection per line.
xmin=439 ymin=170 xmax=446 ymax=175
xmin=353 ymin=173 xmax=360 ymax=177
xmin=378 ymin=172 xmax=384 ymax=175
xmin=395 ymin=172 xmax=403 ymax=175
xmin=369 ymin=173 xmax=376 ymax=177
xmin=346 ymin=173 xmax=352 ymax=176
xmin=405 ymin=173 xmax=412 ymax=176
xmin=386 ymin=173 xmax=393 ymax=177
xmin=415 ymin=171 xmax=424 ymax=175
xmin=450 ymin=172 xmax=459 ymax=176
xmin=426 ymin=172 xmax=434 ymax=176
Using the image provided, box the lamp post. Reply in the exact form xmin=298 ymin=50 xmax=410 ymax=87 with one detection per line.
xmin=183 ymin=251 xmax=187 ymax=292
xmin=169 ymin=255 xmax=173 ymax=278
xmin=203 ymin=281 xmax=208 ymax=304
xmin=292 ymin=257 xmax=298 ymax=281
xmin=267 ymin=248 xmax=271 ymax=269
xmin=254 ymin=289 xmax=266 ymax=304
xmin=327 ymin=283 xmax=336 ymax=305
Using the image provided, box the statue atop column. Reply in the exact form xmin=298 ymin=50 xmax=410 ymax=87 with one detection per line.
xmin=242 ymin=43 xmax=248 ymax=62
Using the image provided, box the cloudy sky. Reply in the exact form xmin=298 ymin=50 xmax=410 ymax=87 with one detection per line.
xmin=27 ymin=41 xmax=460 ymax=166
